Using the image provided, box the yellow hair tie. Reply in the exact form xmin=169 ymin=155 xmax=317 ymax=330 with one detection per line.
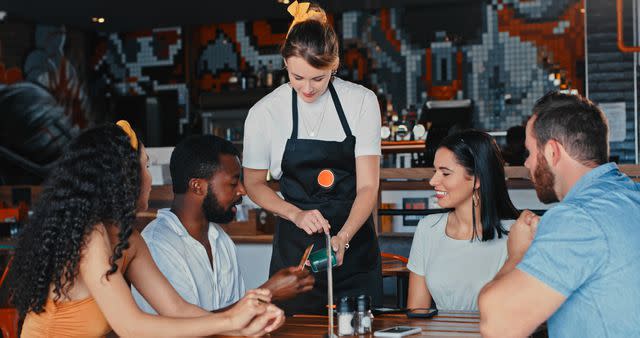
xmin=286 ymin=1 xmax=327 ymax=36
xmin=116 ymin=120 xmax=139 ymax=151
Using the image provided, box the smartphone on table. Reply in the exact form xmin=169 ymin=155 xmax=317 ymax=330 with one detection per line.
xmin=372 ymin=307 xmax=408 ymax=315
xmin=373 ymin=326 xmax=421 ymax=337
xmin=406 ymin=308 xmax=438 ymax=319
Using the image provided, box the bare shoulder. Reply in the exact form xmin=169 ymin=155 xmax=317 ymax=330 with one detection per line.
xmin=78 ymin=224 xmax=114 ymax=284
xmin=125 ymin=229 xmax=145 ymax=255
xmin=84 ymin=223 xmax=112 ymax=254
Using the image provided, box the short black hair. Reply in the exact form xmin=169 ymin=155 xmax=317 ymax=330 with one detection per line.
xmin=170 ymin=135 xmax=240 ymax=194
xmin=532 ymin=91 xmax=609 ymax=166
xmin=439 ymin=130 xmax=520 ymax=241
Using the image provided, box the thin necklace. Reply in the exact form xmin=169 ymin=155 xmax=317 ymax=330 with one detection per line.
xmin=300 ymin=90 xmax=330 ymax=137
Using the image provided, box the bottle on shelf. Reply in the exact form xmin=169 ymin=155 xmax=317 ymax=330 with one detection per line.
xmin=240 ymin=69 xmax=247 ymax=91
xmin=266 ymin=60 xmax=274 ymax=88
xmin=247 ymin=68 xmax=256 ymax=89
xmin=256 ymin=60 xmax=264 ymax=88
xmin=228 ymin=71 xmax=240 ymax=91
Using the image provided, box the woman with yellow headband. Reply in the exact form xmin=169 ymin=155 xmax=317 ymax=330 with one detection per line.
xmin=243 ymin=1 xmax=383 ymax=314
xmin=12 ymin=122 xmax=284 ymax=337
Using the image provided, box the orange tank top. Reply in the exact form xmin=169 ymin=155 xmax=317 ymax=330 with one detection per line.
xmin=21 ymin=254 xmax=128 ymax=338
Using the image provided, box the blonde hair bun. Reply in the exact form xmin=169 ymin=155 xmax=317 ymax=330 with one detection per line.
xmin=287 ymin=1 xmax=327 ymax=35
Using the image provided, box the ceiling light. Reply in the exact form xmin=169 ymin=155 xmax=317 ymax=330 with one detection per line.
xmin=97 ymin=17 xmax=105 ymax=23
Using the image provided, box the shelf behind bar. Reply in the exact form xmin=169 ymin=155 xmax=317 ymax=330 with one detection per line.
xmin=380 ymin=166 xmax=531 ymax=180
xmin=378 ymin=208 xmax=546 ymax=216
xmin=381 ymin=140 xmax=425 ymax=154
xmin=381 ymin=164 xmax=640 ymax=180
xmin=1 ymin=166 xmax=638 ymax=207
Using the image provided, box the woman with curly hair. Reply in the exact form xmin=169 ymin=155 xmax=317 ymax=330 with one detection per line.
xmin=11 ymin=121 xmax=284 ymax=337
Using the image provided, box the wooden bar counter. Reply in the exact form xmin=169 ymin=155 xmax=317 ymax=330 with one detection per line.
xmin=213 ymin=311 xmax=481 ymax=337
xmin=2 ymin=165 xmax=639 ymax=243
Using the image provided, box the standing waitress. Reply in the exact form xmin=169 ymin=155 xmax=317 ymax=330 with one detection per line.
xmin=243 ymin=1 xmax=383 ymax=315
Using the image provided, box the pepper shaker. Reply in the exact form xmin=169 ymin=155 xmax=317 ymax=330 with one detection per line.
xmin=355 ymin=295 xmax=373 ymax=334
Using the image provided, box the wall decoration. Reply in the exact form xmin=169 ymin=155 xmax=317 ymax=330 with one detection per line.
xmin=92 ymin=27 xmax=189 ymax=131
xmin=187 ymin=0 xmax=584 ymax=131
xmin=23 ymin=25 xmax=91 ymax=127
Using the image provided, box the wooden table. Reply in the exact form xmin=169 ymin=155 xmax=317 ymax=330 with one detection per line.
xmin=214 ymin=311 xmax=481 ymax=337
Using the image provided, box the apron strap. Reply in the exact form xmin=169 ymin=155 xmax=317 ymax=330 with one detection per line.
xmin=328 ymin=82 xmax=353 ymax=138
xmin=290 ymin=88 xmax=299 ymax=139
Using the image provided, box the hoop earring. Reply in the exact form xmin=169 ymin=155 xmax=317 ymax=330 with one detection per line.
xmin=472 ymin=189 xmax=480 ymax=207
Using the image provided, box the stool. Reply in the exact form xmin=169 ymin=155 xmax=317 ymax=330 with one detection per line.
xmin=381 ymin=252 xmax=409 ymax=308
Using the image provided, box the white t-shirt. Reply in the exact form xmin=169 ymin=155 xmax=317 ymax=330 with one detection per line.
xmin=407 ymin=213 xmax=513 ymax=311
xmin=243 ymin=77 xmax=381 ymax=179
xmin=132 ymin=209 xmax=246 ymax=313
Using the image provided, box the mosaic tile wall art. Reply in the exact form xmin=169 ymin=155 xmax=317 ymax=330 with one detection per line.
xmin=93 ymin=0 xmax=585 ymax=133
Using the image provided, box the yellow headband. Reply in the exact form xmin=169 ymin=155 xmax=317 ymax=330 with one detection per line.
xmin=286 ymin=1 xmax=327 ymax=36
xmin=116 ymin=120 xmax=139 ymax=151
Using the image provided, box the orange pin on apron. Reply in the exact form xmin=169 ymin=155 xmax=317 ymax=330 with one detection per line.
xmin=317 ymin=169 xmax=335 ymax=188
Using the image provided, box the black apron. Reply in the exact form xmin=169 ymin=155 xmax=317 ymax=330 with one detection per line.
xmin=269 ymin=82 xmax=383 ymax=315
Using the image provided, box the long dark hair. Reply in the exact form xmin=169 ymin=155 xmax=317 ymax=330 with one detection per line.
xmin=10 ymin=124 xmax=141 ymax=316
xmin=439 ymin=130 xmax=519 ymax=241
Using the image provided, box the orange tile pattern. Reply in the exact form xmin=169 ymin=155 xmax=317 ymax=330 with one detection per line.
xmin=0 ymin=63 xmax=23 ymax=85
xmin=497 ymin=1 xmax=585 ymax=92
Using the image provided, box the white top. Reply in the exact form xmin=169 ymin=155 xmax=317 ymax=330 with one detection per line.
xmin=132 ymin=209 xmax=245 ymax=313
xmin=243 ymin=77 xmax=381 ymax=179
xmin=407 ymin=213 xmax=512 ymax=311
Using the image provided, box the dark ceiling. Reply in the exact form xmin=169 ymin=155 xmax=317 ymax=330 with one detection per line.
xmin=4 ymin=0 xmax=473 ymax=32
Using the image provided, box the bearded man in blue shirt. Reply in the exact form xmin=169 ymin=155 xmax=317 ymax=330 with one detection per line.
xmin=479 ymin=91 xmax=640 ymax=337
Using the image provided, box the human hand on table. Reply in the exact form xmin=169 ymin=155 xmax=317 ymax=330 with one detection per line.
xmin=225 ymin=288 xmax=272 ymax=332
xmin=261 ymin=266 xmax=315 ymax=301
xmin=292 ymin=209 xmax=330 ymax=235
xmin=236 ymin=302 xmax=285 ymax=337
xmin=507 ymin=210 xmax=540 ymax=262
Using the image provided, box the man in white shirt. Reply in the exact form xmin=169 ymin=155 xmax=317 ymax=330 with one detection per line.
xmin=133 ymin=135 xmax=314 ymax=313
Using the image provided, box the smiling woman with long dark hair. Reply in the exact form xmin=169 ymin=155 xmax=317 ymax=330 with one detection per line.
xmin=11 ymin=122 xmax=283 ymax=337
xmin=407 ymin=130 xmax=520 ymax=311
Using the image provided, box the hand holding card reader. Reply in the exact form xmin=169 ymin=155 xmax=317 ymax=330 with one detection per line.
xmin=373 ymin=326 xmax=421 ymax=337
xmin=298 ymin=244 xmax=314 ymax=270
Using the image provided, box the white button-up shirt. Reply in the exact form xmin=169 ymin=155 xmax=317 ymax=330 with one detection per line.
xmin=132 ymin=208 xmax=245 ymax=313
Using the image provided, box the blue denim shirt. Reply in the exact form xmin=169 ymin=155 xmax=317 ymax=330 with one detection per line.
xmin=518 ymin=163 xmax=640 ymax=337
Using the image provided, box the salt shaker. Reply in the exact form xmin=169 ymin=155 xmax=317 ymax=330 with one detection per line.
xmin=355 ymin=295 xmax=373 ymax=334
xmin=337 ymin=296 xmax=355 ymax=336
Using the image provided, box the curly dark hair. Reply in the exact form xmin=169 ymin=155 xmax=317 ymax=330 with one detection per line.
xmin=10 ymin=123 xmax=141 ymax=317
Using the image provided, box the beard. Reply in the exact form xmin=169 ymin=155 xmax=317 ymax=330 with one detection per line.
xmin=202 ymin=186 xmax=241 ymax=224
xmin=532 ymin=153 xmax=559 ymax=204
